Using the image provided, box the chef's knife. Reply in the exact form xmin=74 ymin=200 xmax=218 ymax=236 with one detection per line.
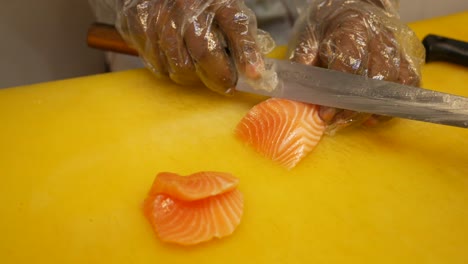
xmin=85 ymin=24 xmax=468 ymax=128
xmin=236 ymin=58 xmax=468 ymax=128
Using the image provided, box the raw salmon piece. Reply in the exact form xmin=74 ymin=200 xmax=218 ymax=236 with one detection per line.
xmin=144 ymin=189 xmax=243 ymax=246
xmin=235 ymin=98 xmax=326 ymax=169
xmin=150 ymin=172 xmax=239 ymax=201
xmin=143 ymin=172 xmax=244 ymax=245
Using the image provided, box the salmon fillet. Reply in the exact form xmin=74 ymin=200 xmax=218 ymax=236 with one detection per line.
xmin=143 ymin=172 xmax=243 ymax=245
xmin=235 ymin=98 xmax=326 ymax=169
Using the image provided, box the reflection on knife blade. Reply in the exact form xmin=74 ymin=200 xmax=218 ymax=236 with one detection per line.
xmin=236 ymin=58 xmax=468 ymax=128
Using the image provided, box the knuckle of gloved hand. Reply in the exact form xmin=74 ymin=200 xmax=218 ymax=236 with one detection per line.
xmin=318 ymin=12 xmax=371 ymax=72
xmin=238 ymin=41 xmax=260 ymax=64
xmin=233 ymin=12 xmax=252 ymax=32
xmin=397 ymin=59 xmax=421 ymax=86
xmin=159 ymin=51 xmax=198 ymax=84
xmin=199 ymin=69 xmax=237 ymax=95
xmin=319 ymin=34 xmax=366 ymax=74
xmin=169 ymin=65 xmax=199 ymax=85
xmin=216 ymin=3 xmax=251 ymax=32
xmin=368 ymin=40 xmax=400 ymax=81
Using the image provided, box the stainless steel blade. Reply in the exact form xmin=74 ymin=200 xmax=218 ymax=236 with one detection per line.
xmin=236 ymin=58 xmax=468 ymax=128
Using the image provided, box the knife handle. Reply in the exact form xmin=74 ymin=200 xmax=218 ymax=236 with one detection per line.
xmin=87 ymin=23 xmax=138 ymax=56
xmin=423 ymin=34 xmax=468 ymax=67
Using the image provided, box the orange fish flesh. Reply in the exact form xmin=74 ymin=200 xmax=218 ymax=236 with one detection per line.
xmin=143 ymin=172 xmax=243 ymax=245
xmin=235 ymin=98 xmax=326 ymax=169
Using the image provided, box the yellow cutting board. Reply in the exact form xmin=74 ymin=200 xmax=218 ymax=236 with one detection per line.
xmin=1 ymin=12 xmax=467 ymax=264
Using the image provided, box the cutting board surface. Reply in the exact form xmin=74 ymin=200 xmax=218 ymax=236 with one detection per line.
xmin=1 ymin=12 xmax=468 ymax=264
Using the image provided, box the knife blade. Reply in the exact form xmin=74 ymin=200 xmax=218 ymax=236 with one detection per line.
xmin=236 ymin=58 xmax=468 ymax=128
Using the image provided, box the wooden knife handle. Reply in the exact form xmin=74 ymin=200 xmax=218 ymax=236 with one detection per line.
xmin=87 ymin=24 xmax=468 ymax=68
xmin=423 ymin=34 xmax=468 ymax=67
xmin=87 ymin=23 xmax=138 ymax=56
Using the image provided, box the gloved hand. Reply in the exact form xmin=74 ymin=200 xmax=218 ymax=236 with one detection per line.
xmin=288 ymin=0 xmax=425 ymax=133
xmin=116 ymin=0 xmax=275 ymax=95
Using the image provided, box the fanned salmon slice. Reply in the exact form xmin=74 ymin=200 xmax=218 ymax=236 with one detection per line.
xmin=144 ymin=189 xmax=243 ymax=245
xmin=143 ymin=172 xmax=244 ymax=245
xmin=235 ymin=98 xmax=326 ymax=169
xmin=150 ymin=172 xmax=239 ymax=201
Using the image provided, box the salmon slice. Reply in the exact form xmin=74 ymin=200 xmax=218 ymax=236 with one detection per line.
xmin=150 ymin=171 xmax=239 ymax=201
xmin=144 ymin=190 xmax=243 ymax=245
xmin=235 ymin=98 xmax=326 ymax=169
xmin=143 ymin=172 xmax=244 ymax=245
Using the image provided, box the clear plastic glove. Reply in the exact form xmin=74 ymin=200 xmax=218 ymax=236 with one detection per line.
xmin=116 ymin=0 xmax=275 ymax=95
xmin=288 ymin=0 xmax=426 ymax=133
